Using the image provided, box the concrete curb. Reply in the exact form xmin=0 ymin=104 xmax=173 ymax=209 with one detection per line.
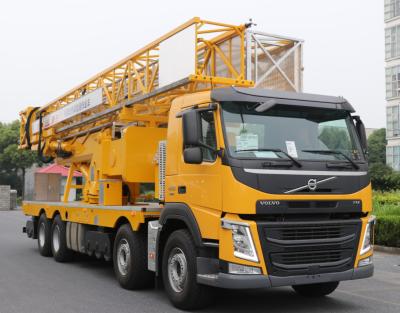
xmin=374 ymin=245 xmax=400 ymax=255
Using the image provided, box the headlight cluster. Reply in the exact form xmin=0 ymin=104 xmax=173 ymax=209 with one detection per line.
xmin=222 ymin=219 xmax=259 ymax=262
xmin=358 ymin=256 xmax=373 ymax=267
xmin=360 ymin=216 xmax=376 ymax=255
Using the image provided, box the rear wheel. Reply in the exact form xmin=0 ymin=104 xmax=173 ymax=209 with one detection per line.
xmin=292 ymin=281 xmax=339 ymax=297
xmin=37 ymin=213 xmax=52 ymax=257
xmin=51 ymin=214 xmax=73 ymax=262
xmin=162 ymin=229 xmax=213 ymax=310
xmin=113 ymin=224 xmax=154 ymax=289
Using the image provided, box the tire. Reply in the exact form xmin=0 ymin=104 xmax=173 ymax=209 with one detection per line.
xmin=162 ymin=229 xmax=213 ymax=310
xmin=37 ymin=213 xmax=52 ymax=257
xmin=292 ymin=281 xmax=339 ymax=297
xmin=113 ymin=224 xmax=154 ymax=289
xmin=51 ymin=215 xmax=73 ymax=262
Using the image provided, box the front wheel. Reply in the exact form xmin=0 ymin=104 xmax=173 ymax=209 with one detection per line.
xmin=162 ymin=229 xmax=213 ymax=310
xmin=292 ymin=281 xmax=339 ymax=297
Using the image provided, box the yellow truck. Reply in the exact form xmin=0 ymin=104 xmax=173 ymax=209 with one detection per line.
xmin=20 ymin=18 xmax=374 ymax=310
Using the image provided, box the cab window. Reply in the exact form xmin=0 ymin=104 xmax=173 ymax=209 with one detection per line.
xmin=200 ymin=111 xmax=217 ymax=162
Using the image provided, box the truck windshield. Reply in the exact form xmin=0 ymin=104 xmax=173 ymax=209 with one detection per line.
xmin=220 ymin=101 xmax=364 ymax=162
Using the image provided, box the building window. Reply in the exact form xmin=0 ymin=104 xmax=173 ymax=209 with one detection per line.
xmin=385 ymin=0 xmax=400 ymax=21
xmin=387 ymin=146 xmax=393 ymax=167
xmin=386 ymin=66 xmax=400 ymax=98
xmin=387 ymin=105 xmax=400 ymax=137
xmin=385 ymin=25 xmax=400 ymax=59
xmin=387 ymin=145 xmax=400 ymax=170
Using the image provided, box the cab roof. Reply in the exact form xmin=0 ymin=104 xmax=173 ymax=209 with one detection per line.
xmin=211 ymin=87 xmax=355 ymax=112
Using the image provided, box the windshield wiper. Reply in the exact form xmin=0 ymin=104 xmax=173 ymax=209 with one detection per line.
xmin=235 ymin=148 xmax=302 ymax=167
xmin=301 ymin=149 xmax=359 ymax=169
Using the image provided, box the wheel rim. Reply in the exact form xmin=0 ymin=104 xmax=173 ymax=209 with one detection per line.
xmin=167 ymin=247 xmax=188 ymax=293
xmin=38 ymin=223 xmax=46 ymax=248
xmin=52 ymin=225 xmax=60 ymax=253
xmin=117 ymin=238 xmax=131 ymax=276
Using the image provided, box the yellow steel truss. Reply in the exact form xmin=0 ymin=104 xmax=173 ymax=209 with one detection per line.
xmin=20 ymin=18 xmax=302 ymax=155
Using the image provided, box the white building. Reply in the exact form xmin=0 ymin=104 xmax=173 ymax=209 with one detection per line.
xmin=385 ymin=0 xmax=400 ymax=170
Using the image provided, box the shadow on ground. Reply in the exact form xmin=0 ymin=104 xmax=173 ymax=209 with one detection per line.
xmin=64 ymin=254 xmax=358 ymax=313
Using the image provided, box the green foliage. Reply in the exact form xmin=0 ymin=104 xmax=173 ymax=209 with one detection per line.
xmin=368 ymin=163 xmax=400 ymax=191
xmin=373 ymin=191 xmax=400 ymax=216
xmin=369 ymin=162 xmax=393 ymax=179
xmin=374 ymin=215 xmax=400 ymax=248
xmin=367 ymin=128 xmax=386 ymax=164
xmin=0 ymin=121 xmax=20 ymax=151
xmin=373 ymin=190 xmax=400 ymax=206
xmin=1 ymin=144 xmax=37 ymax=170
xmin=319 ymin=127 xmax=351 ymax=150
xmin=0 ymin=121 xmax=38 ymax=195
xmin=365 ymin=128 xmax=396 ymax=191
xmin=372 ymin=191 xmax=400 ymax=247
xmin=374 ymin=204 xmax=400 ymax=217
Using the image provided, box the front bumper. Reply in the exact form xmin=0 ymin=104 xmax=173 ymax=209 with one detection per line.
xmin=197 ymin=262 xmax=373 ymax=289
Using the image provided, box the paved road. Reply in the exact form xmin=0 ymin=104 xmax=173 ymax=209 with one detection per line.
xmin=1 ymin=210 xmax=400 ymax=313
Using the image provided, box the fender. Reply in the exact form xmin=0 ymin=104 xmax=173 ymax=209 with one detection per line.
xmin=159 ymin=202 xmax=203 ymax=247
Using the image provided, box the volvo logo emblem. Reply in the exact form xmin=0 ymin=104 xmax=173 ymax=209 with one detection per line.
xmin=307 ymin=179 xmax=317 ymax=191
xmin=284 ymin=176 xmax=337 ymax=194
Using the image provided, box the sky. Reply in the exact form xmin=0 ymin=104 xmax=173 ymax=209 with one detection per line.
xmin=0 ymin=0 xmax=385 ymax=128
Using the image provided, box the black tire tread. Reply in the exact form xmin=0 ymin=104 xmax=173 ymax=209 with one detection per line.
xmin=162 ymin=229 xmax=214 ymax=310
xmin=113 ymin=224 xmax=154 ymax=290
xmin=37 ymin=213 xmax=52 ymax=257
xmin=51 ymin=214 xmax=73 ymax=262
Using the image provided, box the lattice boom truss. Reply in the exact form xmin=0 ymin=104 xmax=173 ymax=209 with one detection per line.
xmin=20 ymin=17 xmax=303 ymax=151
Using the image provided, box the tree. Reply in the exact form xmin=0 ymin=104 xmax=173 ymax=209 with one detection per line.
xmin=0 ymin=121 xmax=39 ymax=195
xmin=366 ymin=128 xmax=400 ymax=190
xmin=319 ymin=127 xmax=352 ymax=151
xmin=367 ymin=128 xmax=386 ymax=164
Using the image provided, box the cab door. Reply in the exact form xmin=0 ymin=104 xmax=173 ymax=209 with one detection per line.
xmin=174 ymin=109 xmax=222 ymax=240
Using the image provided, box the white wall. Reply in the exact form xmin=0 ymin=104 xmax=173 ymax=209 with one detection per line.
xmin=60 ymin=177 xmax=76 ymax=201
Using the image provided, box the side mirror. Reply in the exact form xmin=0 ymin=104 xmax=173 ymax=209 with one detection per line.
xmin=353 ymin=116 xmax=368 ymax=153
xmin=182 ymin=109 xmax=202 ymax=146
xmin=183 ymin=147 xmax=203 ymax=164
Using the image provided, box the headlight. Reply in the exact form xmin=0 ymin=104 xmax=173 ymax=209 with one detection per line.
xmin=358 ymin=256 xmax=373 ymax=267
xmin=360 ymin=216 xmax=376 ymax=255
xmin=222 ymin=219 xmax=259 ymax=262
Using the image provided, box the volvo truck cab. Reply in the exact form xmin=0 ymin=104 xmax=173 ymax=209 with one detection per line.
xmin=157 ymin=87 xmax=373 ymax=307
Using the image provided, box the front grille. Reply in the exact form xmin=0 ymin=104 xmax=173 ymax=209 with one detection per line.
xmin=266 ymin=222 xmax=358 ymax=245
xmin=279 ymin=224 xmax=344 ymax=241
xmin=270 ymin=249 xmax=354 ymax=270
xmin=277 ymin=250 xmax=342 ymax=264
xmin=257 ymin=220 xmax=361 ymax=276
